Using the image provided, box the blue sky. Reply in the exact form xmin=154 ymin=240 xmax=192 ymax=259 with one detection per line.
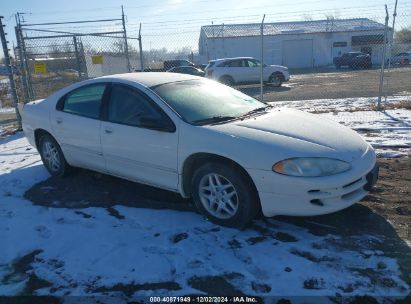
xmin=1 ymin=0 xmax=409 ymax=55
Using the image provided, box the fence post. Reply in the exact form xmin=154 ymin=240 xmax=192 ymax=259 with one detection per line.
xmin=384 ymin=0 xmax=398 ymax=108
xmin=121 ymin=5 xmax=131 ymax=72
xmin=72 ymin=36 xmax=82 ymax=78
xmin=0 ymin=16 xmax=22 ymax=129
xmin=138 ymin=23 xmax=144 ymax=71
xmin=377 ymin=5 xmax=389 ymax=111
xmin=79 ymin=40 xmax=88 ymax=78
xmin=14 ymin=26 xmax=29 ymax=103
xmin=260 ymin=14 xmax=265 ymax=103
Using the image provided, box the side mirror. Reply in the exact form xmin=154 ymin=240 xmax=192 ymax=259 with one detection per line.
xmin=140 ymin=117 xmax=175 ymax=132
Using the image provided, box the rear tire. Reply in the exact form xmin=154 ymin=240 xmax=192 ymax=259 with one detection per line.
xmin=38 ymin=134 xmax=71 ymax=177
xmin=191 ymin=162 xmax=259 ymax=229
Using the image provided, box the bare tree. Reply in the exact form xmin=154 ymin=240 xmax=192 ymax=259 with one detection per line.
xmin=395 ymin=27 xmax=411 ymax=43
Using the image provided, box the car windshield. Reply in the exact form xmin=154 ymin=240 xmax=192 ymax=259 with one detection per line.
xmin=153 ymin=79 xmax=266 ymax=125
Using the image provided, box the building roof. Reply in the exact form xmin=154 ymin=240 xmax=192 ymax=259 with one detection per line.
xmin=200 ymin=18 xmax=386 ymax=38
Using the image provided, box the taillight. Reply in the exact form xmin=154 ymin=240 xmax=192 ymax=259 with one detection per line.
xmin=207 ymin=69 xmax=213 ymax=77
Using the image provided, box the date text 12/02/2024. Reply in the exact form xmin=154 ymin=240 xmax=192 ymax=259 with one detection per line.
xmin=149 ymin=296 xmax=259 ymax=303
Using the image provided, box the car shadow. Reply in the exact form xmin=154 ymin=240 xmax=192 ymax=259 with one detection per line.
xmin=24 ymin=168 xmax=194 ymax=212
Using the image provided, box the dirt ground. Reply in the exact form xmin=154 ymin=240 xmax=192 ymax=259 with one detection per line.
xmin=240 ymin=66 xmax=411 ymax=102
xmin=362 ymin=157 xmax=411 ymax=242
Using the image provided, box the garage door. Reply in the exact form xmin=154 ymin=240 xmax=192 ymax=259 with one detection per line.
xmin=282 ymin=39 xmax=313 ymax=68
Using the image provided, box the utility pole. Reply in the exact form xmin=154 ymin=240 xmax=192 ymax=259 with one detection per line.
xmin=121 ymin=5 xmax=131 ymax=72
xmin=0 ymin=16 xmax=22 ymax=129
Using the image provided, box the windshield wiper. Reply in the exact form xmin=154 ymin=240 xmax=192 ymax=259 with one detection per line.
xmin=192 ymin=115 xmax=237 ymax=126
xmin=240 ymin=105 xmax=273 ymax=118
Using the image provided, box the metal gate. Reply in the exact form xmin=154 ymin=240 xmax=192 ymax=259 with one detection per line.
xmin=15 ymin=12 xmax=133 ymax=101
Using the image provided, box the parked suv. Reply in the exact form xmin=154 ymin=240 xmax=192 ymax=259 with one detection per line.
xmin=334 ymin=52 xmax=372 ymax=69
xmin=205 ymin=57 xmax=290 ymax=87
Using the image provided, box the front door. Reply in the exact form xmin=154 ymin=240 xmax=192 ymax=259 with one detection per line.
xmin=100 ymin=84 xmax=179 ymax=191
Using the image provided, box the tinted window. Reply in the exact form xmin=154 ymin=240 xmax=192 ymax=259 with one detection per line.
xmin=227 ymin=60 xmax=245 ymax=67
xmin=63 ymin=84 xmax=106 ymax=119
xmin=108 ymin=85 xmax=164 ymax=127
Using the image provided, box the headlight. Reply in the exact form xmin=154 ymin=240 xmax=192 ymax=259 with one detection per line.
xmin=272 ymin=157 xmax=351 ymax=177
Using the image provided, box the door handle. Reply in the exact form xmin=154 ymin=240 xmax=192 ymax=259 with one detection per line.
xmin=56 ymin=118 xmax=63 ymax=124
xmin=104 ymin=128 xmax=113 ymax=134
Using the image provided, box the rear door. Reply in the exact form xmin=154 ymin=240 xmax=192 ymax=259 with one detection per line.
xmin=225 ymin=59 xmax=248 ymax=83
xmin=100 ymin=83 xmax=179 ymax=191
xmin=51 ymin=83 xmax=108 ymax=172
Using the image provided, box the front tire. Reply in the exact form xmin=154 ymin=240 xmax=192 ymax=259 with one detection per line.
xmin=268 ymin=73 xmax=283 ymax=87
xmin=191 ymin=162 xmax=259 ymax=229
xmin=39 ymin=134 xmax=71 ymax=177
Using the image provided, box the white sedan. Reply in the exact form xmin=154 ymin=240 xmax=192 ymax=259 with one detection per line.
xmin=21 ymin=73 xmax=378 ymax=228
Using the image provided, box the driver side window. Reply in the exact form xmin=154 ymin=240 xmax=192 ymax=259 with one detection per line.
xmin=107 ymin=85 xmax=163 ymax=127
xmin=247 ymin=59 xmax=260 ymax=68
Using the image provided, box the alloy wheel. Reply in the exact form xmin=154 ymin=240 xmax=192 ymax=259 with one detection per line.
xmin=198 ymin=173 xmax=239 ymax=219
xmin=42 ymin=141 xmax=61 ymax=172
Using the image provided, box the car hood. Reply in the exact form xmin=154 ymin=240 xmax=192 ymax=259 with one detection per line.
xmin=208 ymin=108 xmax=369 ymax=163
xmin=268 ymin=65 xmax=288 ymax=70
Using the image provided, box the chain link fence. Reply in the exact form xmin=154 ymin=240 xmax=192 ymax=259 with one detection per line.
xmin=136 ymin=9 xmax=410 ymax=114
xmin=1 ymin=6 xmax=410 ymax=135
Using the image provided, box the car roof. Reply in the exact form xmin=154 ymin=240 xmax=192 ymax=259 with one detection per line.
xmin=97 ymin=72 xmax=200 ymax=87
xmin=210 ymin=57 xmax=254 ymax=62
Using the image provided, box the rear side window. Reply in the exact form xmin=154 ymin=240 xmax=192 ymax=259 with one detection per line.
xmin=227 ymin=60 xmax=245 ymax=67
xmin=62 ymin=84 xmax=106 ymax=119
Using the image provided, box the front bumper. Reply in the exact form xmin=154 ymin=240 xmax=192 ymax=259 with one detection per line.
xmin=248 ymin=146 xmax=377 ymax=217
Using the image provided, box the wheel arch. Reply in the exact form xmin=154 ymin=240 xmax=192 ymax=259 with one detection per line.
xmin=181 ymin=152 xmax=259 ymax=203
xmin=269 ymin=71 xmax=285 ymax=82
xmin=34 ymin=128 xmax=56 ymax=150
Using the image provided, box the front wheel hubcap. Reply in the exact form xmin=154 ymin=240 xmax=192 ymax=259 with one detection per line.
xmin=270 ymin=76 xmax=281 ymax=86
xmin=42 ymin=141 xmax=61 ymax=172
xmin=198 ymin=173 xmax=239 ymax=219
